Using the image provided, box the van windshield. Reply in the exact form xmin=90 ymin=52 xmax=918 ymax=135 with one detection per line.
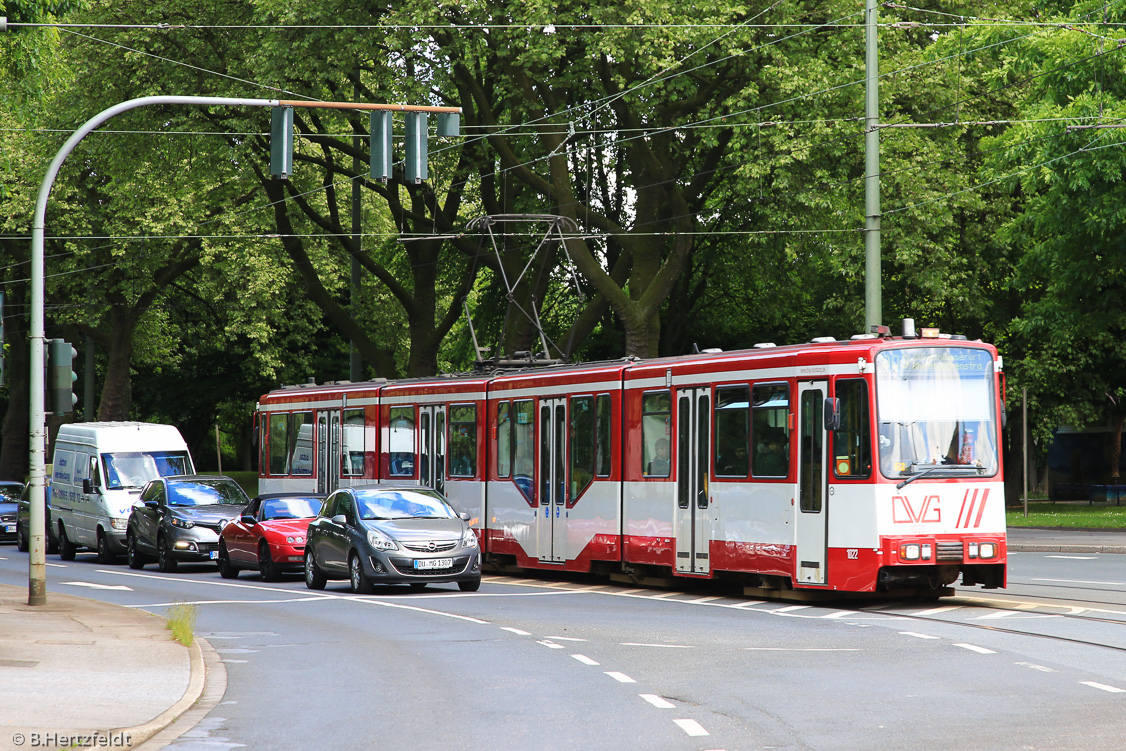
xmin=101 ymin=451 xmax=194 ymax=490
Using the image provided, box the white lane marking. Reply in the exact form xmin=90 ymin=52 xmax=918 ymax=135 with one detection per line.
xmin=572 ymin=654 xmax=599 ymax=666
xmin=622 ymin=642 xmax=692 ymax=649
xmin=221 ymin=659 xmax=249 ymax=664
xmin=1081 ymin=681 xmax=1126 ymax=693
xmin=743 ymin=647 xmax=860 ymax=652
xmin=673 ymin=719 xmax=709 ymax=737
xmin=501 ymin=627 xmax=531 ymax=636
xmin=640 ymin=694 xmax=675 ymax=709
xmin=648 ymin=592 xmax=675 ymax=599
xmin=137 ymin=597 xmax=328 ymax=607
xmin=974 ymin=610 xmax=1061 ymax=621
xmin=730 ymin=601 xmax=765 ymax=609
xmin=46 ymin=562 xmax=66 ymax=568
xmin=900 ymin=632 xmax=940 ymax=640
xmin=615 ymin=588 xmax=644 ymax=595
xmin=546 ymin=635 xmax=587 ymax=642
xmin=1032 ymin=577 xmax=1126 ymax=587
xmin=954 ymin=643 xmax=996 ymax=654
xmin=60 ymin=581 xmax=133 ymax=591
xmin=914 ymin=605 xmax=963 ymax=616
xmin=1046 ymin=555 xmax=1096 ymax=560
xmin=774 ymin=605 xmax=810 ymax=613
xmin=1015 ymin=662 xmax=1056 ymax=673
xmin=605 ymin=671 xmax=636 ymax=683
xmin=538 ymin=640 xmax=565 ymax=649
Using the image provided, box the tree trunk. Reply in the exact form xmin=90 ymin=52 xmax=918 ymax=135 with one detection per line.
xmin=97 ymin=308 xmax=136 ymax=421
xmin=0 ymin=328 xmax=30 ymax=481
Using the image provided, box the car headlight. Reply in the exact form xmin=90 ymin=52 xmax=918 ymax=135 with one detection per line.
xmin=461 ymin=530 xmax=478 ymax=548
xmin=110 ymin=518 xmax=129 ymax=531
xmin=366 ymin=528 xmax=397 ymax=551
xmin=170 ymin=517 xmax=194 ymax=529
xmin=286 ymin=535 xmax=305 ymax=544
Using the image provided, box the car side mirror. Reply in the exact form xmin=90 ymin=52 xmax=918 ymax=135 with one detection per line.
xmin=144 ymin=500 xmax=159 ymax=510
xmin=459 ymin=512 xmax=471 ymax=522
xmin=331 ymin=514 xmax=347 ymax=525
xmin=82 ymin=478 xmax=95 ymax=494
xmin=823 ymin=397 xmax=841 ymax=431
xmin=241 ymin=515 xmax=257 ymax=526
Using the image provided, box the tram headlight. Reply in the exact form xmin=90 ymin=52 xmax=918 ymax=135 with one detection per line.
xmin=899 ymin=543 xmax=921 ymax=561
xmin=979 ymin=542 xmax=997 ymax=559
xmin=921 ymin=544 xmax=932 ymax=561
xmin=968 ymin=542 xmax=979 ymax=559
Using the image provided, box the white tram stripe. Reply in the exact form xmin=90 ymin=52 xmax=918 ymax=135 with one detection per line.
xmin=605 ymin=671 xmax=636 ymax=683
xmin=640 ymin=694 xmax=676 ymax=709
xmin=954 ymin=643 xmax=996 ymax=654
xmin=571 ymin=654 xmax=600 ymax=666
xmin=1081 ymin=681 xmax=1126 ymax=693
xmin=673 ymin=719 xmax=710 ymax=737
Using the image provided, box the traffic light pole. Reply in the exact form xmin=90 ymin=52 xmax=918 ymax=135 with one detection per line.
xmin=28 ymin=95 xmax=459 ymax=605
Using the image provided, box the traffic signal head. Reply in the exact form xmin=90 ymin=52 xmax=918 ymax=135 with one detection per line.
xmin=47 ymin=339 xmax=78 ymax=415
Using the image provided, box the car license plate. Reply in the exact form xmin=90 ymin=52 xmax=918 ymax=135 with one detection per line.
xmin=209 ymin=550 xmax=219 ymax=560
xmin=414 ymin=558 xmax=452 ymax=570
xmin=3 ymin=524 xmax=14 ymax=534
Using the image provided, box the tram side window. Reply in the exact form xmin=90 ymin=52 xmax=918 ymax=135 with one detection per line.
xmin=496 ymin=402 xmax=511 ymax=478
xmin=715 ymin=386 xmax=750 ymax=477
xmin=341 ymin=408 xmax=365 ymax=476
xmin=268 ymin=413 xmax=288 ymax=475
xmin=288 ymin=412 xmax=313 ymax=476
xmin=512 ymin=400 xmax=535 ymax=502
xmin=833 ymin=379 xmax=872 ymax=479
xmin=449 ymin=405 xmax=477 ymax=477
xmin=642 ymin=391 xmax=672 ymax=477
xmin=388 ymin=406 xmax=416 ymax=476
xmin=751 ymin=384 xmax=790 ymax=478
xmin=570 ymin=396 xmax=596 ymax=500
xmin=595 ymin=394 xmax=612 ymax=477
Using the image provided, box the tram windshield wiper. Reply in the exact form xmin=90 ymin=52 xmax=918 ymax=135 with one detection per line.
xmin=896 ymin=462 xmax=984 ymax=489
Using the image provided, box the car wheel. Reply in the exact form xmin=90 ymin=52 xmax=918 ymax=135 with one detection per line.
xmin=304 ymin=549 xmax=326 ymax=590
xmin=217 ymin=541 xmax=238 ymax=579
xmin=57 ymin=524 xmax=76 ymax=561
xmin=349 ymin=552 xmax=373 ymax=595
xmin=96 ymin=530 xmax=116 ymax=564
xmin=127 ymin=532 xmax=145 ymax=569
xmin=157 ymin=537 xmax=178 ymax=573
xmin=258 ymin=541 xmax=280 ymax=582
xmin=16 ymin=524 xmax=28 ymax=553
xmin=409 ymin=583 xmax=427 ymax=591
xmin=46 ymin=532 xmax=57 ymax=555
xmin=458 ymin=577 xmax=482 ymax=592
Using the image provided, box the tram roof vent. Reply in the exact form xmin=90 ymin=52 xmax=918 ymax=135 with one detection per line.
xmin=851 ymin=334 xmax=878 ymax=340
xmin=700 ymin=348 xmax=723 ymax=354
xmin=753 ymin=342 xmax=776 ymax=348
xmin=810 ymin=336 xmax=836 ymax=343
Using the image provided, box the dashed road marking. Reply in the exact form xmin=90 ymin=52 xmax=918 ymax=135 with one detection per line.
xmin=900 ymin=632 xmax=940 ymax=640
xmin=954 ymin=643 xmax=996 ymax=654
xmin=640 ymin=694 xmax=676 ymax=709
xmin=546 ymin=635 xmax=586 ymax=642
xmin=622 ymin=642 xmax=692 ymax=648
xmin=501 ymin=627 xmax=531 ymax=636
xmin=605 ymin=671 xmax=636 ymax=683
xmin=913 ymin=605 xmax=963 ymax=616
xmin=774 ymin=605 xmax=811 ymax=613
xmin=1081 ymin=681 xmax=1126 ymax=693
xmin=538 ymin=640 xmax=564 ymax=649
xmin=1015 ymin=662 xmax=1056 ymax=673
xmin=673 ymin=719 xmax=709 ymax=736
xmin=571 ymin=654 xmax=599 ymax=666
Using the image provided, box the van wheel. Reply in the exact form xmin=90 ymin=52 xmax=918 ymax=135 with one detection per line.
xmin=258 ymin=541 xmax=280 ymax=582
xmin=96 ymin=530 xmax=116 ymax=564
xmin=58 ymin=524 xmax=77 ymax=561
xmin=217 ymin=541 xmax=238 ymax=579
xmin=304 ymin=549 xmax=326 ymax=590
xmin=157 ymin=537 xmax=178 ymax=573
xmin=127 ymin=532 xmax=145 ymax=569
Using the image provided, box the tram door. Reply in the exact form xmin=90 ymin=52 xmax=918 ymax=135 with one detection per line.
xmin=316 ymin=410 xmax=341 ymax=494
xmin=795 ymin=381 xmax=828 ymax=585
xmin=674 ymin=388 xmax=712 ymax=575
xmin=536 ymin=398 xmax=567 ymax=563
xmin=418 ymin=405 xmax=446 ymax=495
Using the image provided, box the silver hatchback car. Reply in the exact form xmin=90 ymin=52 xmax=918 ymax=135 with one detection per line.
xmin=304 ymin=485 xmax=481 ymax=593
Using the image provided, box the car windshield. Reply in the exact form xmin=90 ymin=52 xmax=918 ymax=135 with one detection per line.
xmin=354 ymin=489 xmax=457 ymax=520
xmin=876 ymin=346 xmax=999 ymax=479
xmin=260 ymin=497 xmax=321 ymax=520
xmin=103 ymin=451 xmax=194 ymax=490
xmin=167 ymin=479 xmax=247 ymax=507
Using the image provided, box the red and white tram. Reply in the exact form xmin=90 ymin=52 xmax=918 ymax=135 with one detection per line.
xmin=256 ymin=326 xmax=1007 ymax=595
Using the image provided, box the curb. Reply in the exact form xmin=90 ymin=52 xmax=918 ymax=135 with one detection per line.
xmin=1008 ymin=544 xmax=1126 ymax=555
xmin=132 ymin=637 xmax=226 ymax=751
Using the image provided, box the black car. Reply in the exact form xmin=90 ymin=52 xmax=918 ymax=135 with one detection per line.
xmin=126 ymin=475 xmax=251 ymax=572
xmin=0 ymin=481 xmax=22 ymax=545
xmin=16 ymin=481 xmax=57 ymax=553
xmin=304 ymin=485 xmax=481 ymax=593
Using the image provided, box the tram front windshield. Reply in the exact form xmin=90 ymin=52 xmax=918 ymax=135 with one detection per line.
xmin=875 ymin=347 xmax=998 ymax=480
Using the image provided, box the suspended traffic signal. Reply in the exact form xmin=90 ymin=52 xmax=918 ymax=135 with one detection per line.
xmin=270 ymin=106 xmax=294 ymax=179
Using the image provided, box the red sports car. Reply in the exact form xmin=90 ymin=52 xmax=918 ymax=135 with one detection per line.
xmin=218 ymin=493 xmax=325 ymax=580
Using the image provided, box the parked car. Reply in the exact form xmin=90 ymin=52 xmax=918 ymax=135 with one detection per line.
xmin=0 ymin=481 xmax=22 ymax=545
xmin=126 ymin=475 xmax=250 ymax=572
xmin=304 ymin=485 xmax=481 ymax=594
xmin=16 ymin=480 xmax=58 ymax=554
xmin=218 ymin=492 xmax=325 ymax=580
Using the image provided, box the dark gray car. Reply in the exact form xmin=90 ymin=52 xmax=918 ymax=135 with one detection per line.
xmin=126 ymin=475 xmax=250 ymax=572
xmin=16 ymin=481 xmax=57 ymax=553
xmin=304 ymin=485 xmax=481 ymax=593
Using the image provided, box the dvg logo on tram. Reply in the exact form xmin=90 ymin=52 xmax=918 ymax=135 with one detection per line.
xmin=892 ymin=488 xmax=991 ymax=528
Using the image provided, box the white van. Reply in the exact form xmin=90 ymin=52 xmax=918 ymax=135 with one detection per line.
xmin=51 ymin=422 xmax=195 ymax=562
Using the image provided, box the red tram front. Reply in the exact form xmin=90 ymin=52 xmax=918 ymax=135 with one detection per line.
xmin=256 ymin=328 xmax=1006 ymax=595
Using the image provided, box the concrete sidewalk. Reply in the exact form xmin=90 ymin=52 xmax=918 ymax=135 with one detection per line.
xmin=0 ymin=584 xmax=207 ymax=751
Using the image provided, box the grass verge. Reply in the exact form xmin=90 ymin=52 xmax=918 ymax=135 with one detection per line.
xmin=165 ymin=602 xmax=198 ymax=647
xmin=1007 ymin=502 xmax=1126 ymax=529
